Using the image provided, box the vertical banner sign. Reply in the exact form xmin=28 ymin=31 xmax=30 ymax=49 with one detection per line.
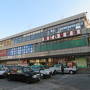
xmin=70 ymin=31 xmax=73 ymax=36
xmin=47 ymin=36 xmax=49 ymax=40
xmin=77 ymin=29 xmax=81 ymax=34
xmin=57 ymin=33 xmax=60 ymax=38
xmin=60 ymin=33 xmax=63 ymax=38
xmin=63 ymin=32 xmax=67 ymax=37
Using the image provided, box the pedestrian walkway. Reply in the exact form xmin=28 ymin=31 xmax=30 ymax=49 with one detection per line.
xmin=77 ymin=68 xmax=90 ymax=74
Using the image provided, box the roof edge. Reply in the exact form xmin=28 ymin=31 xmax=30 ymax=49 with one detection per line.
xmin=0 ymin=12 xmax=87 ymax=41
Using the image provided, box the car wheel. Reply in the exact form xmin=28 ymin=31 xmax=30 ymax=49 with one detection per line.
xmin=69 ymin=70 xmax=73 ymax=74
xmin=50 ymin=72 xmax=52 ymax=76
xmin=7 ymin=76 xmax=12 ymax=81
xmin=48 ymin=74 xmax=52 ymax=78
xmin=26 ymin=80 xmax=31 ymax=84
xmin=43 ymin=75 xmax=48 ymax=79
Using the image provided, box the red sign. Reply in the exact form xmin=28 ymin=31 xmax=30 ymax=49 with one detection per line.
xmin=42 ymin=30 xmax=81 ymax=41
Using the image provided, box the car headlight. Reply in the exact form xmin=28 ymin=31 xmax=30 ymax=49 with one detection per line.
xmin=46 ymin=71 xmax=50 ymax=74
xmin=40 ymin=74 xmax=43 ymax=76
xmin=32 ymin=75 xmax=37 ymax=78
xmin=8 ymin=73 xmax=10 ymax=75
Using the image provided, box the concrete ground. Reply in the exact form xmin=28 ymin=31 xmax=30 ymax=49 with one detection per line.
xmin=0 ymin=74 xmax=90 ymax=90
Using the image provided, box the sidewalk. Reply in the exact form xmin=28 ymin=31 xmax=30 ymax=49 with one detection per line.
xmin=77 ymin=68 xmax=90 ymax=74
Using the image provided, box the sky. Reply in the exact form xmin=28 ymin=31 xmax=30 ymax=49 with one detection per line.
xmin=0 ymin=0 xmax=90 ymax=39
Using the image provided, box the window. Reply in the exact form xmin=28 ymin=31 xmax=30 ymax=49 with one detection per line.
xmin=13 ymin=36 xmax=23 ymax=44
xmin=8 ymin=48 xmax=14 ymax=56
xmin=76 ymin=23 xmax=81 ymax=29
xmin=57 ymin=27 xmax=61 ymax=33
xmin=40 ymin=32 xmax=43 ymax=38
xmin=54 ymin=28 xmax=58 ymax=34
xmin=43 ymin=30 xmax=47 ymax=37
xmin=23 ymin=67 xmax=32 ymax=72
xmin=21 ymin=46 xmax=26 ymax=54
xmin=63 ymin=26 xmax=68 ymax=32
xmin=46 ymin=30 xmax=50 ymax=36
xmin=13 ymin=47 xmax=17 ymax=55
xmin=17 ymin=47 xmax=22 ymax=55
xmin=25 ymin=44 xmax=32 ymax=54
xmin=30 ymin=34 xmax=35 ymax=40
xmin=60 ymin=27 xmax=64 ymax=32
xmin=80 ymin=21 xmax=84 ymax=28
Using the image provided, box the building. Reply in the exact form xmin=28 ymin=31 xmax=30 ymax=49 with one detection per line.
xmin=0 ymin=12 xmax=90 ymax=68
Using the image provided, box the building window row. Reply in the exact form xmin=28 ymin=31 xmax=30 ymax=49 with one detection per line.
xmin=7 ymin=44 xmax=32 ymax=56
xmin=43 ymin=21 xmax=84 ymax=37
xmin=13 ymin=21 xmax=84 ymax=44
xmin=13 ymin=31 xmax=43 ymax=44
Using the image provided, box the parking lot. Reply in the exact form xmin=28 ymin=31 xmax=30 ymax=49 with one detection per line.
xmin=0 ymin=74 xmax=90 ymax=90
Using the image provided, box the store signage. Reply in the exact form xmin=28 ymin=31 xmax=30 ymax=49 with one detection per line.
xmin=42 ymin=30 xmax=81 ymax=41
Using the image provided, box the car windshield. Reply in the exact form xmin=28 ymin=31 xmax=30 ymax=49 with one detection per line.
xmin=54 ymin=64 xmax=61 ymax=67
xmin=7 ymin=65 xmax=20 ymax=70
xmin=0 ymin=67 xmax=5 ymax=71
xmin=8 ymin=66 xmax=22 ymax=73
xmin=0 ymin=65 xmax=7 ymax=71
xmin=23 ymin=67 xmax=32 ymax=72
xmin=31 ymin=66 xmax=45 ymax=70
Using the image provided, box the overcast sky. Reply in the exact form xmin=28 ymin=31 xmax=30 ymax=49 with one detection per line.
xmin=0 ymin=0 xmax=90 ymax=39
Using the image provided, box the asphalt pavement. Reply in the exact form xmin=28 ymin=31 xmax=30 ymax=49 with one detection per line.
xmin=0 ymin=74 xmax=90 ymax=90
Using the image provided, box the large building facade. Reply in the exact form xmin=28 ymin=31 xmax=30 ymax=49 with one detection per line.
xmin=0 ymin=12 xmax=90 ymax=68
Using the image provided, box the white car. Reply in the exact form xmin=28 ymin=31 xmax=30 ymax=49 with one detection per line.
xmin=64 ymin=66 xmax=77 ymax=74
xmin=49 ymin=67 xmax=57 ymax=75
xmin=42 ymin=65 xmax=56 ymax=75
xmin=31 ymin=65 xmax=52 ymax=78
xmin=0 ymin=65 xmax=8 ymax=77
xmin=53 ymin=64 xmax=77 ymax=74
xmin=40 ymin=69 xmax=51 ymax=76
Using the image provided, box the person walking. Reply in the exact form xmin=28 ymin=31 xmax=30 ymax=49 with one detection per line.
xmin=61 ymin=64 xmax=64 ymax=74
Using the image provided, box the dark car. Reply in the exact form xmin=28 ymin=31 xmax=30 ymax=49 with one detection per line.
xmin=7 ymin=66 xmax=40 ymax=83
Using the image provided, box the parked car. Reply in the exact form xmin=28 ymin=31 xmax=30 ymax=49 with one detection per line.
xmin=0 ymin=65 xmax=8 ymax=78
xmin=64 ymin=65 xmax=77 ymax=74
xmin=49 ymin=66 xmax=57 ymax=75
xmin=31 ymin=65 xmax=52 ymax=79
xmin=7 ymin=66 xmax=40 ymax=83
xmin=53 ymin=64 xmax=77 ymax=74
xmin=43 ymin=65 xmax=56 ymax=75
